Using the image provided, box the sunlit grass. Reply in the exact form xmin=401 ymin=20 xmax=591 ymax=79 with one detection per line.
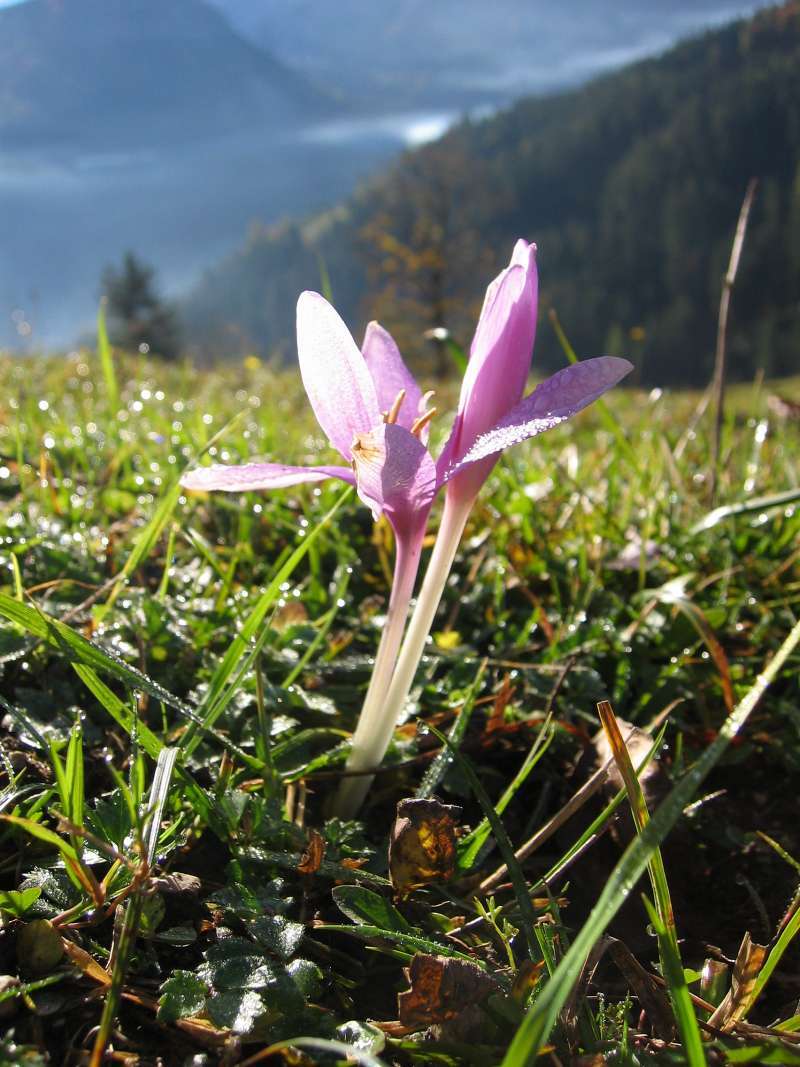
xmin=0 ymin=347 xmax=798 ymax=1064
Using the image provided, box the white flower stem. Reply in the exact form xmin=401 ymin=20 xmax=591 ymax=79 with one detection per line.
xmin=334 ymin=492 xmax=473 ymax=817
xmin=334 ymin=524 xmax=424 ymax=817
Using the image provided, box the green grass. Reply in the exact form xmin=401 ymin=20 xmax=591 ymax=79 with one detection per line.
xmin=0 ymin=347 xmax=798 ymax=1065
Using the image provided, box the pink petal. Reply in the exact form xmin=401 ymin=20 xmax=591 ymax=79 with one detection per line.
xmin=443 ymin=357 xmax=633 ymax=480
xmin=296 ymin=292 xmax=381 ymax=460
xmin=180 ymin=463 xmax=355 ymax=493
xmin=361 ymin=321 xmax=427 ymax=439
xmin=474 ymin=238 xmax=534 ymax=333
xmin=441 ymin=240 xmax=538 ymax=480
xmin=350 ymin=423 xmax=437 ymax=535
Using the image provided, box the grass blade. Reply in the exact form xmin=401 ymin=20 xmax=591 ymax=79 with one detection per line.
xmin=97 ymin=298 xmax=119 ymax=417
xmin=458 ymin=715 xmax=554 ymax=871
xmin=72 ymin=664 xmax=164 ymax=760
xmin=416 ymin=659 xmax=486 ymax=800
xmin=90 ymin=748 xmax=178 ymax=1067
xmin=426 ymin=723 xmax=540 ymax=960
xmin=597 ymin=700 xmax=705 ymax=1065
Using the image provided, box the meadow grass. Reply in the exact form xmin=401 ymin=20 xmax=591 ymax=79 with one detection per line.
xmin=0 ymin=348 xmax=798 ymax=1065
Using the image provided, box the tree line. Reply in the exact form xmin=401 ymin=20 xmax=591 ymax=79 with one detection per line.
xmin=180 ymin=2 xmax=800 ymax=386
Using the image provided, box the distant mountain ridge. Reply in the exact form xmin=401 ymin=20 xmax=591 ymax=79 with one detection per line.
xmin=209 ymin=0 xmax=774 ymax=110
xmin=0 ymin=0 xmax=331 ymax=152
xmin=184 ymin=2 xmax=800 ymax=385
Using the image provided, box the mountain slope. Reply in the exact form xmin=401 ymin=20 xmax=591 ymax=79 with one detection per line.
xmin=0 ymin=0 xmax=330 ymax=151
xmin=210 ymin=0 xmax=774 ymax=110
xmin=184 ymin=3 xmax=800 ymax=385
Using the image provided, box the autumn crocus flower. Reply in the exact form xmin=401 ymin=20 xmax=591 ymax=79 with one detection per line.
xmin=335 ymin=240 xmax=633 ymax=815
xmin=182 ymin=293 xmax=436 ymax=531
xmin=182 ymin=293 xmax=439 ymax=758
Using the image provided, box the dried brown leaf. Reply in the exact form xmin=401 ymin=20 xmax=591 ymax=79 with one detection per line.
xmin=389 ymin=797 xmax=461 ymax=898
xmin=297 ymin=829 xmax=325 ymax=876
xmin=397 ymin=953 xmax=498 ymax=1029
xmin=707 ymin=931 xmax=767 ymax=1031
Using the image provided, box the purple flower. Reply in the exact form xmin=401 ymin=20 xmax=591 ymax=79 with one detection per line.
xmin=179 ymin=241 xmax=633 ymax=817
xmin=335 ymin=240 xmax=633 ymax=815
xmin=182 ymin=248 xmax=631 ymax=529
xmin=436 ymin=240 xmax=631 ymax=503
xmin=181 ymin=292 xmax=437 ymax=538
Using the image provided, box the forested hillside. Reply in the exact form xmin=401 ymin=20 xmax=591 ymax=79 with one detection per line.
xmin=184 ymin=3 xmax=800 ymax=385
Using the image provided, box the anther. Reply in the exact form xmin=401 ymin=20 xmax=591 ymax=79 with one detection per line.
xmin=419 ymin=390 xmax=435 ymax=414
xmin=410 ymin=407 xmax=437 ymax=438
xmin=383 ymin=389 xmax=406 ymax=426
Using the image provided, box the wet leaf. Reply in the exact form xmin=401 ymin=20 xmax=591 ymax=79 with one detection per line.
xmin=389 ymin=798 xmax=461 ymax=898
xmin=158 ymin=971 xmax=208 ymax=1023
xmin=86 ymin=791 xmax=132 ymax=850
xmin=198 ymin=938 xmax=281 ymax=991
xmin=331 ymin=885 xmax=414 ymax=933
xmin=207 ymin=878 xmax=291 ymax=921
xmin=250 ymin=914 xmax=305 ymax=960
xmin=206 ymin=988 xmax=265 ymax=1033
xmin=139 ymin=892 xmax=166 ymax=936
xmin=153 ymin=925 xmax=198 ymax=947
xmin=335 ymin=1020 xmax=386 ymax=1055
xmin=285 ymin=958 xmax=324 ymax=1000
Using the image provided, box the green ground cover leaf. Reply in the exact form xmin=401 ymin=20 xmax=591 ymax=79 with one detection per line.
xmin=157 ymin=970 xmax=208 ymax=1023
xmin=332 ymin=885 xmax=415 ymax=933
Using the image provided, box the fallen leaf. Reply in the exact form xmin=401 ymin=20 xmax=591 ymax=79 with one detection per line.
xmin=61 ymin=938 xmax=111 ymax=986
xmin=297 ymin=829 xmax=325 ymax=876
xmin=389 ymin=798 xmax=461 ymax=898
xmin=511 ymin=958 xmax=545 ymax=1002
xmin=151 ymin=872 xmax=202 ymax=896
xmin=397 ymin=953 xmax=498 ymax=1029
xmin=707 ymin=931 xmax=767 ymax=1031
xmin=339 ymin=857 xmax=368 ymax=871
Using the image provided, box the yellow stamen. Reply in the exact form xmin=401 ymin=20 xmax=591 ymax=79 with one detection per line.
xmin=419 ymin=390 xmax=435 ymax=414
xmin=410 ymin=407 xmax=437 ymax=439
xmin=383 ymin=389 xmax=406 ymax=425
